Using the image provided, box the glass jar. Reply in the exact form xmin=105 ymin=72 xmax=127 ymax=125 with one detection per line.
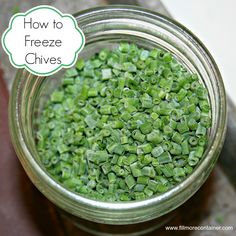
xmin=9 ymin=5 xmax=227 ymax=236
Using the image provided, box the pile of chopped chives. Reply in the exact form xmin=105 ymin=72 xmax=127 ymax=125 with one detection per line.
xmin=36 ymin=43 xmax=211 ymax=201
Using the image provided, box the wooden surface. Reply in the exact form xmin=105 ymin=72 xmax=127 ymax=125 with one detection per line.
xmin=0 ymin=68 xmax=65 ymax=236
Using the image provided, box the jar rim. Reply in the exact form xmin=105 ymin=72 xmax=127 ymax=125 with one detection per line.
xmin=10 ymin=5 xmax=227 ymax=223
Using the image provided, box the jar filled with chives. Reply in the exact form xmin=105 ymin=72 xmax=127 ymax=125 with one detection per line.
xmin=9 ymin=5 xmax=227 ymax=236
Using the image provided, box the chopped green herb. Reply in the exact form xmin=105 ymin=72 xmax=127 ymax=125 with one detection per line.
xmin=36 ymin=43 xmax=211 ymax=201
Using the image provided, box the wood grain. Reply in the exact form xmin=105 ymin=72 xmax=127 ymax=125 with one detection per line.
xmin=0 ymin=69 xmax=65 ymax=236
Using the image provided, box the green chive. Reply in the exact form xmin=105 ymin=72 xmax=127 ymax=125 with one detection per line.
xmin=36 ymin=42 xmax=211 ymax=202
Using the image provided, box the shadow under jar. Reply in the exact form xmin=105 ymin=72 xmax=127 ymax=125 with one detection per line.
xmin=9 ymin=5 xmax=227 ymax=236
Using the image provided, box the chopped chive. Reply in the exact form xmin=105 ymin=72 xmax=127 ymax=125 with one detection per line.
xmin=102 ymin=68 xmax=112 ymax=80
xmin=125 ymin=175 xmax=136 ymax=189
xmin=37 ymin=42 xmax=211 ymax=201
xmin=151 ymin=146 xmax=164 ymax=157
xmin=157 ymin=152 xmax=172 ymax=164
